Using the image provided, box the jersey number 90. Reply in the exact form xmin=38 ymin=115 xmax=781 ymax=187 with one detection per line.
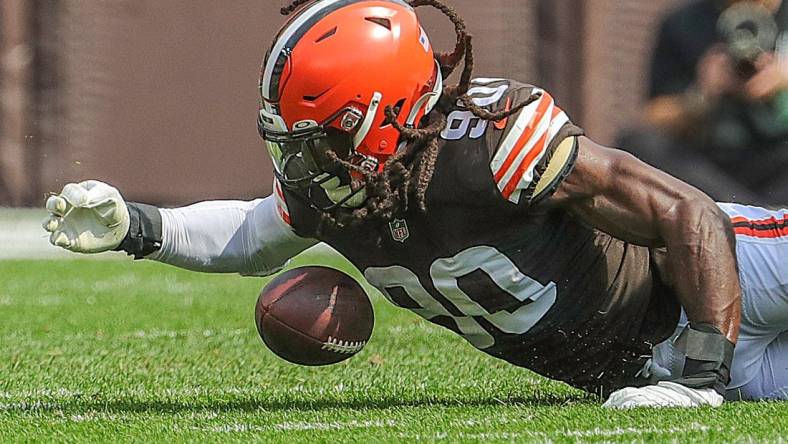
xmin=440 ymin=83 xmax=510 ymax=141
xmin=364 ymin=246 xmax=556 ymax=349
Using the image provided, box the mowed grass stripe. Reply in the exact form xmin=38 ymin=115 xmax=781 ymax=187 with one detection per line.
xmin=0 ymin=258 xmax=786 ymax=443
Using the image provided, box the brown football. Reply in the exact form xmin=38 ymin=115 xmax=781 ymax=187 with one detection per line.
xmin=255 ymin=266 xmax=374 ymax=366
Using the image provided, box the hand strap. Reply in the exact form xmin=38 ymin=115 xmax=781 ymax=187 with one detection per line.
xmin=116 ymin=203 xmax=163 ymax=259
xmin=672 ymin=323 xmax=735 ymax=395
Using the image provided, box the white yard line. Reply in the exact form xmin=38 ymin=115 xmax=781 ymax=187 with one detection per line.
xmin=0 ymin=385 xmax=269 ymax=400
xmin=401 ymin=423 xmax=716 ymax=441
xmin=0 ymin=400 xmax=60 ymax=411
xmin=192 ymin=421 xmax=717 ymax=438
xmin=200 ymin=419 xmax=399 ymax=434
xmin=0 ymin=328 xmax=248 ymax=343
xmin=560 ymin=423 xmax=712 ymax=438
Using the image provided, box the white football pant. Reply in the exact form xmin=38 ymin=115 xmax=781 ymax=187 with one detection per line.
xmin=651 ymin=203 xmax=788 ymax=400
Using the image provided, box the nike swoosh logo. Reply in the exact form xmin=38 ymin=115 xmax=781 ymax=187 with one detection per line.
xmin=494 ymin=97 xmax=512 ymax=130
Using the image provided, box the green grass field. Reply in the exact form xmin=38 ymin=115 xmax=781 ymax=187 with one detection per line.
xmin=1 ymin=254 xmax=787 ymax=443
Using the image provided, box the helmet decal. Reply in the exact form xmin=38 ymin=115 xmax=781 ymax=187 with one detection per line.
xmin=418 ymin=26 xmax=431 ymax=52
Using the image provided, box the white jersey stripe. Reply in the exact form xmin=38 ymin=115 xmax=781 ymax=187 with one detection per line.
xmin=488 ymin=86 xmax=575 ymax=204
xmin=509 ymin=112 xmax=569 ymax=203
xmin=490 ymin=90 xmax=546 ymax=176
xmin=494 ymin=99 xmax=554 ymax=186
xmin=495 ymin=100 xmax=555 ymax=196
xmin=548 ymin=111 xmax=569 ymax=139
xmin=501 ymin=118 xmax=553 ymax=204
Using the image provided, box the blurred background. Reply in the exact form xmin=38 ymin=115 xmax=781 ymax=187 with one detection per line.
xmin=1 ymin=0 xmax=786 ymax=209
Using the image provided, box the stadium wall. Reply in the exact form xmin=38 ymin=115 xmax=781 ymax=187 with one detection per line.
xmin=1 ymin=0 xmax=683 ymax=206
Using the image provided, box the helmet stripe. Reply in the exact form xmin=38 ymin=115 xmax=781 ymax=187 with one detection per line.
xmin=262 ymin=0 xmax=351 ymax=102
xmin=261 ymin=0 xmax=413 ymax=103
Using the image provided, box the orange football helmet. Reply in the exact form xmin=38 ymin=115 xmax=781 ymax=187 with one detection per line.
xmin=258 ymin=0 xmax=442 ymax=206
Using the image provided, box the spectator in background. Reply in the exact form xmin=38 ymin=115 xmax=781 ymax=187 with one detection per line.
xmin=620 ymin=0 xmax=788 ymax=205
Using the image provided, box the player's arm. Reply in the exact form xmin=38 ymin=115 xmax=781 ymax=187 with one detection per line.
xmin=548 ymin=136 xmax=741 ymax=407
xmin=43 ymin=181 xmax=317 ymax=276
xmin=141 ymin=198 xmax=317 ymax=276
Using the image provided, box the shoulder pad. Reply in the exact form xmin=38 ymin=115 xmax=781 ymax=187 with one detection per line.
xmin=490 ymin=89 xmax=573 ymax=204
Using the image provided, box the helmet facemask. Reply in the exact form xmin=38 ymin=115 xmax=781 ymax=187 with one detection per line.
xmin=258 ymin=105 xmax=377 ymax=211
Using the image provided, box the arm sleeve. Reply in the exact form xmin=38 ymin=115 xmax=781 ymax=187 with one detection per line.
xmin=148 ymin=196 xmax=318 ymax=276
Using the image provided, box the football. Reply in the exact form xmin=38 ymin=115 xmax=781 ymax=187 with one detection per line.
xmin=255 ymin=266 xmax=374 ymax=366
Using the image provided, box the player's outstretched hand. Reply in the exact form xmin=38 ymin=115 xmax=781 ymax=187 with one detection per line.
xmin=603 ymin=381 xmax=724 ymax=409
xmin=42 ymin=180 xmax=130 ymax=253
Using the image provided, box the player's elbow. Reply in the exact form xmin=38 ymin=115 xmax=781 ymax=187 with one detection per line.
xmin=668 ymin=193 xmax=731 ymax=238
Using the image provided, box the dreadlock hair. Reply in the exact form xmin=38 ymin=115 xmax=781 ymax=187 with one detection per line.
xmin=280 ymin=0 xmax=541 ymax=234
xmin=280 ymin=0 xmax=313 ymax=15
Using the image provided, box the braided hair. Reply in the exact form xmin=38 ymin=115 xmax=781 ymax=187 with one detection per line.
xmin=279 ymin=0 xmax=540 ymax=233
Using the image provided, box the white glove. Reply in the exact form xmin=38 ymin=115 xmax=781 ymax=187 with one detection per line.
xmin=603 ymin=381 xmax=723 ymax=409
xmin=42 ymin=180 xmax=130 ymax=253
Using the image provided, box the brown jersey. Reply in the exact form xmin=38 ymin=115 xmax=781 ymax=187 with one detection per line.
xmin=277 ymin=79 xmax=681 ymax=395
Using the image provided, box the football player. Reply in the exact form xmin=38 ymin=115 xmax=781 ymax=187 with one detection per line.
xmin=43 ymin=0 xmax=788 ymax=407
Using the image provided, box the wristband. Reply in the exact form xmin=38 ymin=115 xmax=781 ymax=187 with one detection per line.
xmin=115 ymin=203 xmax=163 ymax=259
xmin=671 ymin=323 xmax=735 ymax=395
